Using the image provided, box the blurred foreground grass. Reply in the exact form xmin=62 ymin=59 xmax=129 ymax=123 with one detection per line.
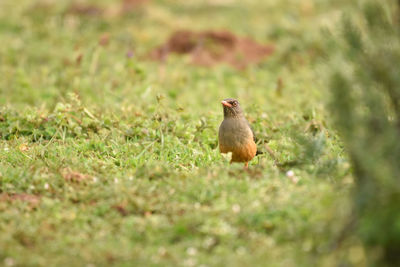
xmin=0 ymin=0 xmax=365 ymax=266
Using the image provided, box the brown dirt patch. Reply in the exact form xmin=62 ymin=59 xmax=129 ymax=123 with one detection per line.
xmin=122 ymin=0 xmax=149 ymax=11
xmin=61 ymin=168 xmax=92 ymax=183
xmin=0 ymin=193 xmax=41 ymax=207
xmin=112 ymin=203 xmax=129 ymax=216
xmin=149 ymin=30 xmax=274 ymax=69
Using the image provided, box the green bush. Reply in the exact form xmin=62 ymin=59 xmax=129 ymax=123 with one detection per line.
xmin=328 ymin=1 xmax=400 ymax=265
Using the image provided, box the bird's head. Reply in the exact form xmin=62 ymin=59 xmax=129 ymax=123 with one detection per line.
xmin=221 ymin=98 xmax=243 ymax=118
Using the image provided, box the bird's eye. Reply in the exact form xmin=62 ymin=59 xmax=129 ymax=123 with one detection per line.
xmin=232 ymin=101 xmax=237 ymax=107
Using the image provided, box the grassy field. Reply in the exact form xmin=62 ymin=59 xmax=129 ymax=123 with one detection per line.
xmin=0 ymin=0 xmax=366 ymax=266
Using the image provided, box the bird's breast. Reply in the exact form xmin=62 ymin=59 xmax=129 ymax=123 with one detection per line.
xmin=218 ymin=118 xmax=253 ymax=149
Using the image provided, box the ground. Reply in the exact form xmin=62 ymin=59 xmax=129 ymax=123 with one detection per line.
xmin=0 ymin=0 xmax=366 ymax=266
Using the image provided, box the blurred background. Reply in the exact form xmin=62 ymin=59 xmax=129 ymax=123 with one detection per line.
xmin=0 ymin=0 xmax=353 ymax=110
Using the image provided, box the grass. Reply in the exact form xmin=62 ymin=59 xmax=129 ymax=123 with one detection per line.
xmin=0 ymin=0 xmax=365 ymax=266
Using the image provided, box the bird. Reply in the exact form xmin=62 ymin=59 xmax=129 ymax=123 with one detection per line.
xmin=218 ymin=98 xmax=259 ymax=169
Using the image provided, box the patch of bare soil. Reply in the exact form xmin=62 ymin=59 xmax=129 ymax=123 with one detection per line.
xmin=122 ymin=0 xmax=149 ymax=12
xmin=150 ymin=30 xmax=274 ymax=69
xmin=61 ymin=168 xmax=92 ymax=183
xmin=0 ymin=193 xmax=41 ymax=207
xmin=112 ymin=203 xmax=129 ymax=216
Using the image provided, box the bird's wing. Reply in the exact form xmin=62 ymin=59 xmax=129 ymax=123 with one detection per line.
xmin=251 ymin=127 xmax=256 ymax=143
xmin=248 ymin=121 xmax=263 ymax=155
xmin=247 ymin=121 xmax=257 ymax=142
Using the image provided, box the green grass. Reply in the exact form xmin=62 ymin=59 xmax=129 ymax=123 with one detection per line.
xmin=0 ymin=0 xmax=366 ymax=266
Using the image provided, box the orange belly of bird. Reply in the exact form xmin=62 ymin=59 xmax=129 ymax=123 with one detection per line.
xmin=219 ymin=140 xmax=257 ymax=162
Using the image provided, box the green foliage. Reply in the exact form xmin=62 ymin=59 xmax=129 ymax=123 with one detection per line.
xmin=328 ymin=1 xmax=400 ymax=265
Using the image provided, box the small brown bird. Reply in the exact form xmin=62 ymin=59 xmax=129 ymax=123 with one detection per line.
xmin=218 ymin=98 xmax=258 ymax=169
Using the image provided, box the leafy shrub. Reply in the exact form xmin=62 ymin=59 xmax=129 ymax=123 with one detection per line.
xmin=328 ymin=1 xmax=400 ymax=265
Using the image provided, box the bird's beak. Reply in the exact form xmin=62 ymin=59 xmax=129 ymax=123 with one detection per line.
xmin=221 ymin=100 xmax=232 ymax=107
